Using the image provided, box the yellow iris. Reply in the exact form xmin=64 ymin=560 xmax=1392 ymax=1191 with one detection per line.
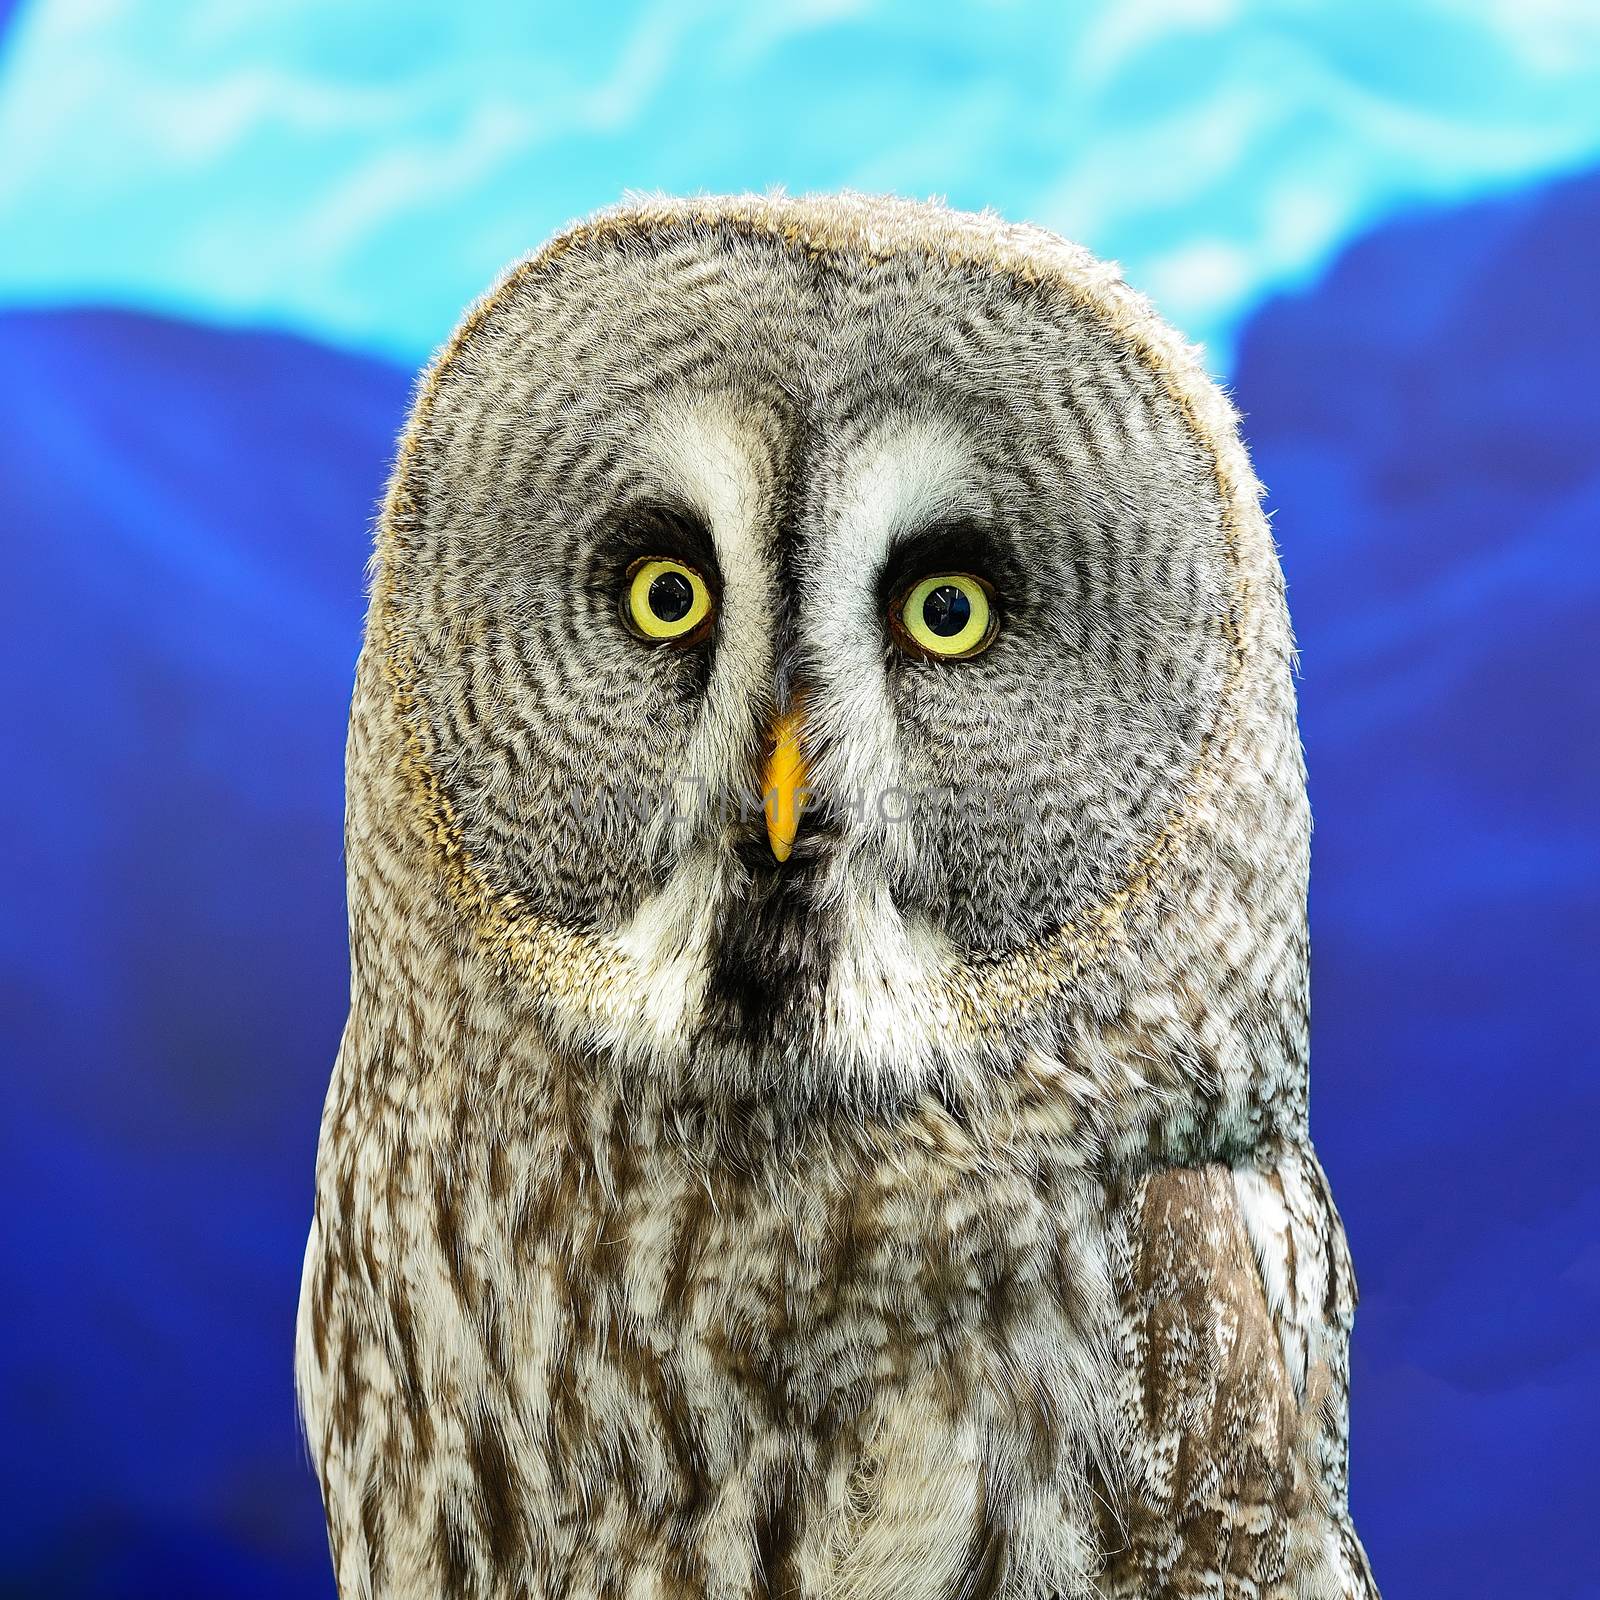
xmin=625 ymin=557 xmax=714 ymax=642
xmin=895 ymin=572 xmax=996 ymax=659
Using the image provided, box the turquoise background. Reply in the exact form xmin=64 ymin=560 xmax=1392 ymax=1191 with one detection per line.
xmin=2 ymin=4 xmax=1597 ymax=1595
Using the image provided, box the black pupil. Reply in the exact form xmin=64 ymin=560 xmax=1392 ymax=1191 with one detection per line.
xmin=648 ymin=570 xmax=695 ymax=623
xmin=922 ymin=583 xmax=971 ymax=637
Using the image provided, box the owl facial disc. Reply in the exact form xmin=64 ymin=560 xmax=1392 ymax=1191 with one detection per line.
xmin=370 ymin=194 xmax=1284 ymax=1105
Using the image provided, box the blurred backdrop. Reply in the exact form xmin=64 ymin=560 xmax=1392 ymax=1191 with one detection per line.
xmin=2 ymin=3 xmax=1598 ymax=1596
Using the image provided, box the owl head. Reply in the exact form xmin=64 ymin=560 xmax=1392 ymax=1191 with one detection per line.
xmin=350 ymin=194 xmax=1306 ymax=1137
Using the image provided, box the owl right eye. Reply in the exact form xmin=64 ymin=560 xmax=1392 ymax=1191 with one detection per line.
xmin=889 ymin=571 xmax=998 ymax=660
xmin=623 ymin=556 xmax=716 ymax=644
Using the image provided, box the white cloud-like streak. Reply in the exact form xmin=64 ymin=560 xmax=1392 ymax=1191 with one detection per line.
xmin=1 ymin=0 xmax=1599 ymax=371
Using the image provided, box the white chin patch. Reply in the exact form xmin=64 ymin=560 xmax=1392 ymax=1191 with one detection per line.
xmin=819 ymin=880 xmax=957 ymax=1083
xmin=591 ymin=852 xmax=967 ymax=1095
xmin=603 ymin=845 xmax=728 ymax=1059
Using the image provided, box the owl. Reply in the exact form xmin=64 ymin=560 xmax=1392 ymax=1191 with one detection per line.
xmin=296 ymin=193 xmax=1378 ymax=1600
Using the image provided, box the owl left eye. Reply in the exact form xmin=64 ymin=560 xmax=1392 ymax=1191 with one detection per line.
xmin=623 ymin=556 xmax=715 ymax=643
xmin=889 ymin=572 xmax=998 ymax=660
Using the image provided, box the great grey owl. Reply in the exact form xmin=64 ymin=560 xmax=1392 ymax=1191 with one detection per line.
xmin=297 ymin=192 xmax=1377 ymax=1600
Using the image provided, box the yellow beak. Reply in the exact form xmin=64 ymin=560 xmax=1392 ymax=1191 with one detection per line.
xmin=762 ymin=700 xmax=808 ymax=863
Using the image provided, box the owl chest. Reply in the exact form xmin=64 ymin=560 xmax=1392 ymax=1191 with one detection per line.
xmin=337 ymin=1118 xmax=1109 ymax=1443
xmin=470 ymin=1147 xmax=1095 ymax=1432
xmin=306 ymin=1116 xmax=1121 ymax=1598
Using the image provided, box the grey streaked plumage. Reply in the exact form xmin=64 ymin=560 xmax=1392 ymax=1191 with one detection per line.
xmin=297 ymin=192 xmax=1377 ymax=1598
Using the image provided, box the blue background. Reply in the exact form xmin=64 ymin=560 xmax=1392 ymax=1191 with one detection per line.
xmin=1 ymin=4 xmax=1597 ymax=1596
